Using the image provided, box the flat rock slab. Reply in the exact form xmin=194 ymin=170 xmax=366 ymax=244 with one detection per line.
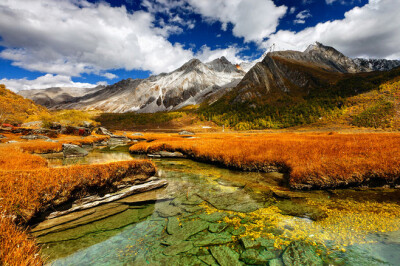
xmin=210 ymin=246 xmax=242 ymax=266
xmin=163 ymin=241 xmax=194 ymax=256
xmin=194 ymin=232 xmax=233 ymax=247
xmin=167 ymin=217 xmax=180 ymax=235
xmin=198 ymin=212 xmax=227 ymax=222
xmin=240 ymin=249 xmax=276 ymax=265
xmin=163 ymin=220 xmax=209 ymax=245
xmin=48 ymin=179 xmax=167 ymax=219
xmin=198 ymin=255 xmax=218 ymax=266
xmin=156 ymin=202 xmax=182 ymax=217
xmin=240 ymin=236 xmax=275 ymax=249
xmin=209 ymin=222 xmax=228 ymax=233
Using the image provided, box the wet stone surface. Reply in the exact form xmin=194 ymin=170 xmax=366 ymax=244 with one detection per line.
xmin=35 ymin=147 xmax=400 ymax=265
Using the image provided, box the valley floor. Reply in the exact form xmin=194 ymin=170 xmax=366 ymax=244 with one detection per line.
xmin=1 ymin=128 xmax=400 ymax=264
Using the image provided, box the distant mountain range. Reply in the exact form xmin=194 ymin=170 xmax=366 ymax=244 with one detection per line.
xmin=19 ymin=42 xmax=400 ymax=113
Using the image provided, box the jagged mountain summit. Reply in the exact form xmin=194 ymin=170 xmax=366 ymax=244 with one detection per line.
xmin=231 ymin=42 xmax=400 ymax=103
xmin=22 ymin=57 xmax=245 ymax=113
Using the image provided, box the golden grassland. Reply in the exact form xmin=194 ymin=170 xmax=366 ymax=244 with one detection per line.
xmin=130 ymin=132 xmax=400 ymax=189
xmin=0 ymin=138 xmax=156 ymax=265
xmin=0 ymin=84 xmax=48 ymax=125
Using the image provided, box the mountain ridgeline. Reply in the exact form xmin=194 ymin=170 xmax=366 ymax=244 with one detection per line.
xmin=19 ymin=42 xmax=400 ymax=129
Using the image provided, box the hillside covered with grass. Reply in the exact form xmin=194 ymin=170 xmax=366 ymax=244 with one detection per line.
xmin=199 ymin=66 xmax=400 ymax=130
xmin=0 ymin=84 xmax=49 ymax=125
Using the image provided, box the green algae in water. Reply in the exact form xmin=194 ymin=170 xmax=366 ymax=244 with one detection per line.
xmin=36 ymin=148 xmax=400 ymax=265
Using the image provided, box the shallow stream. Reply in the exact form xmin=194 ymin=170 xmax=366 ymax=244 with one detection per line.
xmin=33 ymin=146 xmax=400 ymax=265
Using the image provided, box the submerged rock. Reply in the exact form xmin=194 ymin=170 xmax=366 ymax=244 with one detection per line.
xmin=240 ymin=249 xmax=276 ymax=265
xmin=193 ymin=232 xmax=233 ymax=246
xmin=163 ymin=241 xmax=194 ymax=256
xmin=163 ymin=220 xmax=209 ymax=245
xmin=198 ymin=254 xmax=218 ymax=265
xmin=209 ymin=222 xmax=228 ymax=233
xmin=62 ymin=144 xmax=89 ymax=158
xmin=167 ymin=217 xmax=180 ymax=235
xmin=210 ymin=245 xmax=242 ymax=266
xmin=156 ymin=202 xmax=182 ymax=217
xmin=282 ymin=242 xmax=323 ymax=266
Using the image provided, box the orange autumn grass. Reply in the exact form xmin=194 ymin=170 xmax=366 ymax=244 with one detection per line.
xmin=0 ymin=143 xmax=155 ymax=265
xmin=130 ymin=132 xmax=400 ymax=189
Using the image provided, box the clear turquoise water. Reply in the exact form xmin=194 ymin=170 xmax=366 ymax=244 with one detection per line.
xmin=35 ymin=146 xmax=400 ymax=265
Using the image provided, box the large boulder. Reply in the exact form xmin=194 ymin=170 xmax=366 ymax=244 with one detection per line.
xmin=20 ymin=135 xmax=49 ymax=140
xmin=62 ymin=144 xmax=89 ymax=158
xmin=96 ymin=127 xmax=113 ymax=136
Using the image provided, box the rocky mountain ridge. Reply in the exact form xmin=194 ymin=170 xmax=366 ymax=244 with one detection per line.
xmin=19 ymin=42 xmax=400 ymax=113
xmin=23 ymin=57 xmax=245 ymax=113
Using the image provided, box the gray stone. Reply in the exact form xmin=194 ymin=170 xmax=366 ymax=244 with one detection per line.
xmin=240 ymin=249 xmax=276 ymax=265
xmin=0 ymin=134 xmax=5 ymax=139
xmin=20 ymin=134 xmax=49 ymax=140
xmin=179 ymin=130 xmax=195 ymax=135
xmin=163 ymin=241 xmax=194 ymax=256
xmin=167 ymin=217 xmax=180 ymax=235
xmin=62 ymin=144 xmax=88 ymax=158
xmin=95 ymin=127 xmax=113 ymax=136
xmin=149 ymin=151 xmax=185 ymax=158
xmin=6 ymin=140 xmax=17 ymax=144
xmin=132 ymin=133 xmax=144 ymax=136
xmin=282 ymin=242 xmax=323 ymax=266
xmin=210 ymin=246 xmax=242 ymax=266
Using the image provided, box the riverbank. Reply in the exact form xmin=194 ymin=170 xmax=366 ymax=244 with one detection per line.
xmin=0 ymin=138 xmax=156 ymax=265
xmin=129 ymin=132 xmax=400 ymax=189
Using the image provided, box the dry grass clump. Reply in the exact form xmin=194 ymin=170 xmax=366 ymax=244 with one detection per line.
xmin=130 ymin=132 xmax=400 ymax=189
xmin=0 ymin=143 xmax=155 ymax=265
xmin=0 ymin=216 xmax=42 ymax=266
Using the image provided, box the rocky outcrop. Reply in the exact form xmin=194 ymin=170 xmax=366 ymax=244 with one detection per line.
xmin=62 ymin=144 xmax=89 ymax=158
xmin=95 ymin=127 xmax=113 ymax=136
xmin=47 ymin=178 xmax=167 ymax=219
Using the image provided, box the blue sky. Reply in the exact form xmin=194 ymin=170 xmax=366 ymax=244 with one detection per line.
xmin=0 ymin=0 xmax=398 ymax=91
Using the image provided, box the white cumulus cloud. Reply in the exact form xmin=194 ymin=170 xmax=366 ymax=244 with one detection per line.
xmin=1 ymin=74 xmax=100 ymax=92
xmin=264 ymin=0 xmax=400 ymax=59
xmin=185 ymin=0 xmax=287 ymax=43
xmin=0 ymin=0 xmax=194 ymax=76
